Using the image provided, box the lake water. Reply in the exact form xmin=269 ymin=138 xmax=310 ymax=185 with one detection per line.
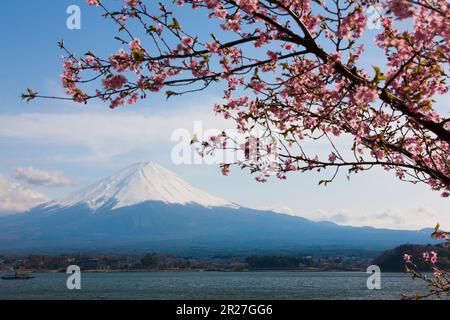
xmin=0 ymin=272 xmax=434 ymax=300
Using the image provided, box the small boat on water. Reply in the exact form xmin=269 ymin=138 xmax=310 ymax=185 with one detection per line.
xmin=1 ymin=272 xmax=35 ymax=280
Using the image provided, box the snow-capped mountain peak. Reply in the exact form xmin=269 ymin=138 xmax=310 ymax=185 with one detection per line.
xmin=52 ymin=162 xmax=236 ymax=211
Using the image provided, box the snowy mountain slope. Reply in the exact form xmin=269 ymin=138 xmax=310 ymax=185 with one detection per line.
xmin=46 ymin=162 xmax=236 ymax=211
xmin=0 ymin=162 xmax=439 ymax=253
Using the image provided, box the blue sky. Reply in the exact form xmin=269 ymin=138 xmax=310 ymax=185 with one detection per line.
xmin=0 ymin=0 xmax=448 ymax=229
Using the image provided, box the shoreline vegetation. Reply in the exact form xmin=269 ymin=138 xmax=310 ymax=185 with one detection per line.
xmin=1 ymin=244 xmax=446 ymax=275
xmin=0 ymin=268 xmax=366 ymax=273
xmin=0 ymin=252 xmax=371 ymax=274
xmin=0 ymin=269 xmax=366 ymax=274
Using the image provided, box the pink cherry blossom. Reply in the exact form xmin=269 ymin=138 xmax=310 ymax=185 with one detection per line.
xmin=25 ymin=0 xmax=449 ymax=193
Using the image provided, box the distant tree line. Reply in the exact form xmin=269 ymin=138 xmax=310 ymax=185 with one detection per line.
xmin=373 ymin=244 xmax=450 ymax=272
xmin=0 ymin=252 xmax=372 ymax=272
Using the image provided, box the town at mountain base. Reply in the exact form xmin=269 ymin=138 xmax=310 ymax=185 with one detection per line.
xmin=0 ymin=162 xmax=440 ymax=254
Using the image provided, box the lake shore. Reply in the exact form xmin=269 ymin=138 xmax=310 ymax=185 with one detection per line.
xmin=0 ymin=271 xmax=429 ymax=300
xmin=1 ymin=267 xmax=366 ymax=274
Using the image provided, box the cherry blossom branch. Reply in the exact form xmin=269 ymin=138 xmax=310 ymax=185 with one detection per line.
xmin=22 ymin=0 xmax=449 ymax=195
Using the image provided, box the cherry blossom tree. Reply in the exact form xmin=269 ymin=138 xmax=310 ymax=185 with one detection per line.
xmin=402 ymin=224 xmax=449 ymax=299
xmin=23 ymin=0 xmax=449 ymax=195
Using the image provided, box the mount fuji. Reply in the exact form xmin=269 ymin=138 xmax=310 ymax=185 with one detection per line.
xmin=0 ymin=162 xmax=437 ymax=254
xmin=46 ymin=162 xmax=236 ymax=211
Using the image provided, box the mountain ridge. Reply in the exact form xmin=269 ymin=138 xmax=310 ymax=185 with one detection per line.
xmin=0 ymin=162 xmax=439 ymax=254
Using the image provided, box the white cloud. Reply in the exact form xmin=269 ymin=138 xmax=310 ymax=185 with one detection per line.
xmin=0 ymin=109 xmax=232 ymax=162
xmin=312 ymin=209 xmax=408 ymax=228
xmin=14 ymin=167 xmax=77 ymax=187
xmin=259 ymin=205 xmax=447 ymax=230
xmin=310 ymin=207 xmax=446 ymax=230
xmin=0 ymin=174 xmax=49 ymax=215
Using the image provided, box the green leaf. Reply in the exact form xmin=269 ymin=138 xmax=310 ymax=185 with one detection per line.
xmin=21 ymin=88 xmax=38 ymax=102
xmin=190 ymin=134 xmax=199 ymax=145
xmin=146 ymin=25 xmax=159 ymax=34
xmin=372 ymin=66 xmax=387 ymax=85
xmin=170 ymin=18 xmax=181 ymax=30
xmin=252 ymin=67 xmax=259 ymax=80
xmin=165 ymin=90 xmax=177 ymax=100
xmin=210 ymin=33 xmax=218 ymax=42
xmin=132 ymin=50 xmax=144 ymax=62
xmin=434 ymin=223 xmax=440 ymax=232
xmin=318 ymin=180 xmax=331 ymax=187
